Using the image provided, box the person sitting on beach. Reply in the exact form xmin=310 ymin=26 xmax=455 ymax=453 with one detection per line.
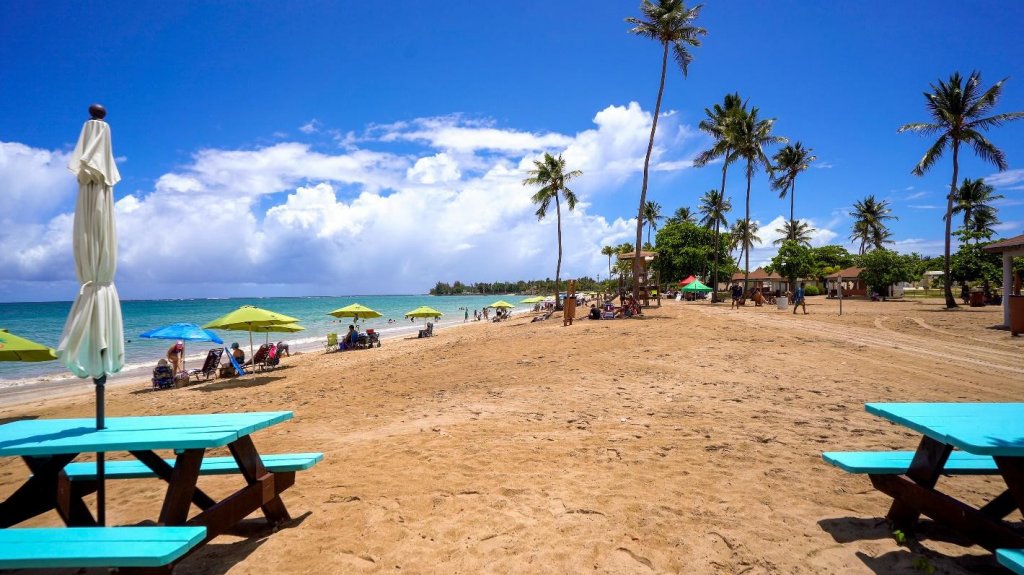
xmin=752 ymin=288 xmax=764 ymax=307
xmin=230 ymin=342 xmax=245 ymax=364
xmin=343 ymin=324 xmax=359 ymax=350
xmin=166 ymin=340 xmax=184 ymax=373
xmin=589 ymin=304 xmax=601 ymax=320
xmin=151 ymin=359 xmax=175 ymax=390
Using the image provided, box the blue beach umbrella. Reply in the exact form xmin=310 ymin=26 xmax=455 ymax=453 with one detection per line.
xmin=140 ymin=323 xmax=223 ymax=373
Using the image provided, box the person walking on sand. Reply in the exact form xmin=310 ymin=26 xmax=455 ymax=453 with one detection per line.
xmin=793 ymin=282 xmax=808 ymax=315
xmin=730 ymin=282 xmax=743 ymax=309
xmin=464 ymin=307 xmax=469 ymax=323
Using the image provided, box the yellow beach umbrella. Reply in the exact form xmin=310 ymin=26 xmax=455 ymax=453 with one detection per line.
xmin=0 ymin=329 xmax=58 ymax=362
xmin=248 ymin=323 xmax=305 ymax=346
xmin=489 ymin=300 xmax=515 ymax=309
xmin=203 ymin=305 xmax=299 ymax=368
xmin=520 ymin=296 xmax=544 ymax=304
xmin=328 ymin=303 xmax=383 ymax=328
xmin=404 ymin=306 xmax=443 ymax=330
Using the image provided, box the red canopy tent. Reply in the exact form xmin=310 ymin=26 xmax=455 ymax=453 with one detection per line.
xmin=677 ymin=275 xmax=696 ymax=286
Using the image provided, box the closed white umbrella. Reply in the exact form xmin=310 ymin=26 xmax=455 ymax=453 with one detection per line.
xmin=56 ymin=104 xmax=124 ymax=526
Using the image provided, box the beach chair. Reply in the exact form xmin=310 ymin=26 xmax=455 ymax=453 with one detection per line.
xmin=248 ymin=344 xmax=271 ymax=371
xmin=418 ymin=322 xmax=434 ymax=338
xmin=366 ymin=329 xmax=381 ymax=348
xmin=221 ymin=347 xmax=247 ymax=377
xmin=325 ymin=332 xmax=338 ymax=353
xmin=189 ymin=348 xmax=223 ymax=382
xmin=151 ymin=363 xmax=175 ymax=390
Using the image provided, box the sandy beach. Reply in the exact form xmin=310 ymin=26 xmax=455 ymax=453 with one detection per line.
xmin=1 ymin=297 xmax=1022 ymax=574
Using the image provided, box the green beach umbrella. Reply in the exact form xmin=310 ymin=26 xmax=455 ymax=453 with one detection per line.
xmin=681 ymin=280 xmax=713 ymax=293
xmin=0 ymin=329 xmax=58 ymax=362
xmin=328 ymin=303 xmax=383 ymax=328
xmin=204 ymin=305 xmax=299 ymax=370
xmin=489 ymin=300 xmax=515 ymax=309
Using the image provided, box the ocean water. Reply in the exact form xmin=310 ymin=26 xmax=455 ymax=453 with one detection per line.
xmin=0 ymin=295 xmax=526 ymax=388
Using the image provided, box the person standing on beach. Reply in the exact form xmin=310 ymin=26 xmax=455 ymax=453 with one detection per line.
xmin=166 ymin=340 xmax=184 ymax=373
xmin=464 ymin=308 xmax=469 ymax=323
xmin=793 ymin=282 xmax=808 ymax=315
xmin=730 ymin=282 xmax=743 ymax=309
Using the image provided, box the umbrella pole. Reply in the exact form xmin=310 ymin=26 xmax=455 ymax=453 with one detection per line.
xmin=249 ymin=328 xmax=254 ymax=377
xmin=94 ymin=374 xmax=106 ymax=526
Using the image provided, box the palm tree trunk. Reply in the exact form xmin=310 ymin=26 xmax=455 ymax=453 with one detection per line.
xmin=607 ymin=254 xmax=612 ymax=278
xmin=555 ymin=194 xmax=563 ymax=311
xmin=646 ymin=224 xmax=651 ymax=248
xmin=944 ymin=143 xmax=959 ymax=308
xmin=743 ymin=161 xmax=752 ymax=294
xmin=789 ymin=180 xmax=796 ymax=230
xmin=634 ymin=41 xmax=670 ymax=301
xmin=712 ymin=218 xmax=721 ymax=303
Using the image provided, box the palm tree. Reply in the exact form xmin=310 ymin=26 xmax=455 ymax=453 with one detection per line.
xmin=951 ymin=178 xmax=1003 ymax=242
xmin=732 ymin=106 xmax=787 ymax=292
xmin=668 ymin=206 xmax=697 ymax=225
xmin=771 ymin=142 xmax=816 ymax=227
xmin=698 ymin=189 xmax=731 ymax=302
xmin=523 ymin=153 xmax=582 ymax=309
xmin=773 ymin=219 xmax=815 ymax=246
xmin=729 ymin=218 xmax=761 ymax=268
xmin=849 ymin=195 xmax=896 ymax=254
xmin=601 ymin=245 xmax=616 ymax=278
xmin=898 ymin=71 xmax=1024 ymax=308
xmin=644 ymin=201 xmax=665 ymax=246
xmin=626 ymin=0 xmax=706 ymax=298
xmin=695 ymin=92 xmax=745 ymax=223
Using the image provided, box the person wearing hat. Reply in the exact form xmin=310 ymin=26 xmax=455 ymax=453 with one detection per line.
xmin=166 ymin=340 xmax=185 ymax=374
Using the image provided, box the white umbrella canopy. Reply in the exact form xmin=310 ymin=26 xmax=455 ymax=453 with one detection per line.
xmin=55 ymin=105 xmax=124 ymax=526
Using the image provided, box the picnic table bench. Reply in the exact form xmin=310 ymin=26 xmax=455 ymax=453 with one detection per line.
xmin=0 ymin=411 xmax=321 ymax=573
xmin=0 ymin=526 xmax=205 ymax=570
xmin=823 ymin=402 xmax=1024 ymax=566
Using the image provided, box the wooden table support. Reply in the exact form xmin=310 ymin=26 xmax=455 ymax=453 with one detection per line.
xmin=0 ymin=454 xmax=95 ymax=528
xmin=884 ymin=435 xmax=952 ymax=530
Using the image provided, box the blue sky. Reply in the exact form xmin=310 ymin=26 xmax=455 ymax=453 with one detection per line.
xmin=2 ymin=0 xmax=1023 ymax=301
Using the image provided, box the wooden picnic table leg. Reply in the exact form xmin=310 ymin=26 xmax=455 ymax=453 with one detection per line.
xmin=228 ymin=435 xmax=291 ymax=524
xmin=884 ymin=435 xmax=952 ymax=530
xmin=979 ymin=489 xmax=1020 ymax=520
xmin=158 ymin=448 xmax=205 ymax=525
xmin=994 ymin=456 xmax=1024 ymax=519
xmin=0 ymin=454 xmax=96 ymax=528
xmin=130 ymin=450 xmax=217 ymax=510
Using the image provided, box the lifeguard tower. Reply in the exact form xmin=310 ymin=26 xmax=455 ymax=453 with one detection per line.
xmin=617 ymin=250 xmax=661 ymax=308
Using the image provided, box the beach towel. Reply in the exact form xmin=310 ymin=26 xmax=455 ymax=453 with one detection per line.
xmin=225 ymin=347 xmax=246 ymax=376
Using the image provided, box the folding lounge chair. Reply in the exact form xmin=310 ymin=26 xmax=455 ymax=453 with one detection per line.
xmin=325 ymin=332 xmax=338 ymax=352
xmin=418 ymin=322 xmax=434 ymax=338
xmin=189 ymin=348 xmax=223 ymax=382
xmin=247 ymin=344 xmax=270 ymax=371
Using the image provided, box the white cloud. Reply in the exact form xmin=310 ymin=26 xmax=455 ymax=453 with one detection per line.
xmin=905 ymin=191 xmax=927 ymax=200
xmin=909 ymin=204 xmax=940 ymax=209
xmin=0 ymin=141 xmax=76 ymax=219
xmin=985 ymin=169 xmax=1024 ymax=187
xmin=745 ymin=215 xmax=839 ymax=269
xmin=298 ymin=119 xmax=321 ymax=134
xmin=814 ymin=161 xmax=834 ymax=169
xmin=2 ymin=104 xmax=681 ymax=299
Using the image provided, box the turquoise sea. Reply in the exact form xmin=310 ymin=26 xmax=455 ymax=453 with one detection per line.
xmin=0 ymin=295 xmax=526 ymax=387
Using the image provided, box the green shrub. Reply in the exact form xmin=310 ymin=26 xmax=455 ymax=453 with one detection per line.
xmin=803 ymin=285 xmax=821 ymax=296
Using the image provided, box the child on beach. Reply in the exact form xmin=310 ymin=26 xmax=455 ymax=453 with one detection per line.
xmin=793 ymin=282 xmax=808 ymax=315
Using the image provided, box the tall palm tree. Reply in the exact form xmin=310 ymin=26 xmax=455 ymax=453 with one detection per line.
xmin=626 ymin=0 xmax=706 ymax=298
xmin=898 ymin=71 xmax=1024 ymax=308
xmin=849 ymin=195 xmax=896 ymax=254
xmin=773 ymin=219 xmax=815 ymax=246
xmin=770 ymin=142 xmax=816 ymax=227
xmin=699 ymin=189 xmax=731 ymax=302
xmin=732 ymin=106 xmax=787 ymax=292
xmin=644 ymin=201 xmax=665 ymax=246
xmin=729 ymin=218 xmax=761 ymax=269
xmin=523 ymin=153 xmax=581 ymax=309
xmin=668 ymin=205 xmax=696 ymax=225
xmin=951 ymin=177 xmax=1003 ymax=242
xmin=601 ymin=245 xmax=616 ymax=278
xmin=695 ymin=93 xmax=745 ymax=225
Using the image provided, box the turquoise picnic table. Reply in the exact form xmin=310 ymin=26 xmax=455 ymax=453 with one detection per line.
xmin=858 ymin=403 xmax=1024 ymax=552
xmin=0 ymin=411 xmax=318 ymax=572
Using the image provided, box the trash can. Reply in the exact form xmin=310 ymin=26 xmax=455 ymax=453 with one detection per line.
xmin=1010 ymin=295 xmax=1024 ymax=336
xmin=776 ymin=296 xmax=788 ymax=310
xmin=970 ymin=290 xmax=985 ymax=307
